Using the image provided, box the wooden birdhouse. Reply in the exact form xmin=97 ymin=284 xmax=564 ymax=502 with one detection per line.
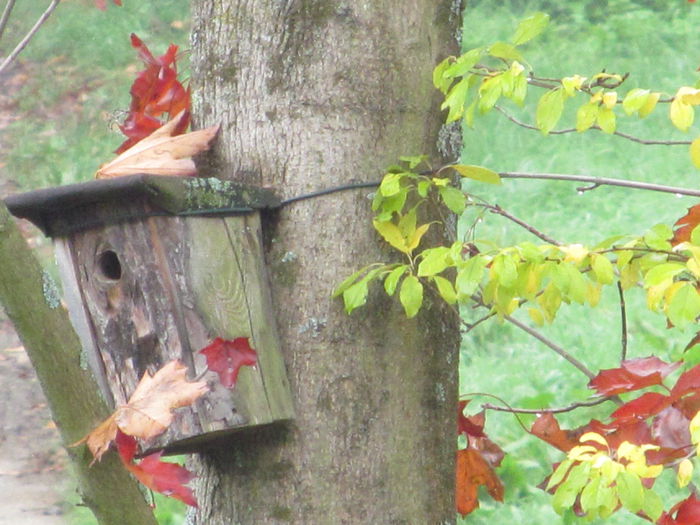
xmin=6 ymin=175 xmax=294 ymax=453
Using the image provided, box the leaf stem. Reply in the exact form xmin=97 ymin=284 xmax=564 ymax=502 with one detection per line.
xmin=474 ymin=202 xmax=561 ymax=246
xmin=481 ymin=396 xmax=613 ymax=415
xmin=0 ymin=0 xmax=17 ymax=42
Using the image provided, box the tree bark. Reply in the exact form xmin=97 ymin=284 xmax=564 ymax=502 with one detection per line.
xmin=189 ymin=1 xmax=462 ymax=523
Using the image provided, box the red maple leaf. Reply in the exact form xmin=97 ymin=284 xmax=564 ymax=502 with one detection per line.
xmin=94 ymin=0 xmax=122 ymax=9
xmin=115 ymin=430 xmax=197 ymax=507
xmin=611 ymin=392 xmax=672 ymax=423
xmin=458 ymin=400 xmax=486 ymax=438
xmin=199 ymin=337 xmax=258 ymax=389
xmin=531 ymin=413 xmax=581 ymax=452
xmin=115 ymin=34 xmax=190 ymax=154
xmin=588 ymin=357 xmax=679 ymax=396
xmin=659 ymin=494 xmax=700 ymax=525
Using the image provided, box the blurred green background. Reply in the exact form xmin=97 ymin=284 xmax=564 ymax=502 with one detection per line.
xmin=3 ymin=0 xmax=700 ymax=524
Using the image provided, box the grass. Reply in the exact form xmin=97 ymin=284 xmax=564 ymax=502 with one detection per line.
xmin=459 ymin=1 xmax=700 ymax=523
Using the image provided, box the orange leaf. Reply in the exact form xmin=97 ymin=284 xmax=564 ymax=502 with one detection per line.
xmin=456 ymin=448 xmax=504 ymax=516
xmin=673 ymin=203 xmax=700 ymax=245
xmin=74 ymin=360 xmax=208 ymax=461
xmin=531 ymin=413 xmax=579 ymax=452
xmin=95 ymin=110 xmax=219 ymax=178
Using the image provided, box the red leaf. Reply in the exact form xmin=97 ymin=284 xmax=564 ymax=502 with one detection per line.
xmin=611 ymin=392 xmax=671 ymax=422
xmin=115 ymin=34 xmax=191 ymax=154
xmin=588 ymin=357 xmax=678 ymax=395
xmin=531 ymin=413 xmax=580 ymax=452
xmin=455 ymin=448 xmax=504 ymax=517
xmin=199 ymin=337 xmax=258 ymax=388
xmin=115 ymin=430 xmax=197 ymax=507
xmin=659 ymin=494 xmax=700 ymax=525
xmin=651 ymin=406 xmax=691 ymax=452
xmin=458 ymin=400 xmax=486 ymax=438
xmin=671 ymin=364 xmax=700 ymax=397
xmin=672 ymin=203 xmax=700 ymax=245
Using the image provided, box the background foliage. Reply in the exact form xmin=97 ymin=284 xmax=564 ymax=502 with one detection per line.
xmin=461 ymin=1 xmax=700 ymax=523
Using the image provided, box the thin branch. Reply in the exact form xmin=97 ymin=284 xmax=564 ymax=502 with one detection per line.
xmin=617 ymin=282 xmax=628 ymax=361
xmin=498 ymin=171 xmax=700 ymax=198
xmin=475 ymin=202 xmax=561 ymax=246
xmin=494 ymin=105 xmax=691 ymax=146
xmin=482 ymin=396 xmax=613 ymax=415
xmin=0 ymin=0 xmax=61 ymax=77
xmin=0 ymin=0 xmax=17 ymax=42
xmin=504 ymin=314 xmax=596 ymax=379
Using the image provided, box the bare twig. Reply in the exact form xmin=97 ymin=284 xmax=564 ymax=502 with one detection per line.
xmin=0 ymin=0 xmax=61 ymax=77
xmin=494 ymin=105 xmax=691 ymax=146
xmin=504 ymin=314 xmax=596 ymax=379
xmin=482 ymin=396 xmax=613 ymax=415
xmin=0 ymin=0 xmax=17 ymax=42
xmin=498 ymin=171 xmax=700 ymax=198
xmin=475 ymin=202 xmax=561 ymax=246
xmin=617 ymin=282 xmax=628 ymax=361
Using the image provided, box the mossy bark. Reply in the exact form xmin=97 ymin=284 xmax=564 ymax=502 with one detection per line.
xmin=0 ymin=203 xmax=158 ymax=525
xmin=189 ymin=1 xmax=463 ymax=523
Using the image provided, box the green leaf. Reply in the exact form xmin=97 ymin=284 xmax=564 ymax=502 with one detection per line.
xmin=384 ymin=265 xmax=407 ymax=296
xmin=546 ymin=459 xmax=574 ymax=490
xmin=576 ymin=103 xmax=599 ymax=132
xmin=433 ymin=276 xmax=457 ymax=304
xmin=579 ymin=475 xmax=602 ymax=515
xmin=622 ymin=88 xmax=650 ymax=116
xmin=643 ymin=223 xmax=673 ymax=250
xmin=406 ymin=223 xmax=432 ymax=253
xmin=399 ymin=155 xmax=428 ymax=169
xmin=596 ymin=107 xmax=616 ymax=134
xmin=417 ymin=179 xmax=431 ymax=198
xmin=552 ymin=463 xmax=591 ymax=514
xmin=512 ymin=74 xmax=528 ymax=105
xmin=400 ymin=275 xmax=423 ymax=318
xmin=511 ymin=12 xmax=550 ymax=45
xmin=380 ymin=172 xmax=404 ymax=197
xmin=433 ymin=57 xmax=453 ymax=94
xmin=491 ymin=253 xmax=518 ymax=289
xmin=668 ymin=282 xmax=700 ymax=329
xmin=616 ymin=471 xmax=643 ymax=514
xmin=444 ymin=47 xmax=483 ymax=79
xmin=417 ymin=247 xmax=451 ymax=277
xmin=478 ymin=74 xmax=503 ymax=113
xmin=644 ymin=262 xmax=685 ymax=287
xmin=439 ymin=186 xmax=467 ymax=214
xmin=536 ymin=88 xmax=565 ymax=135
xmin=441 ymin=77 xmax=471 ymax=123
xmin=591 ymin=254 xmax=614 ymax=285
xmin=456 ymin=256 xmax=487 ymax=298
xmin=343 ymin=281 xmax=369 ymax=313
xmin=488 ymin=41 xmax=525 ymax=62
xmin=333 ymin=265 xmax=372 ymax=298
xmin=641 ymin=488 xmax=663 ymax=522
xmin=451 ymin=164 xmax=501 ymax=184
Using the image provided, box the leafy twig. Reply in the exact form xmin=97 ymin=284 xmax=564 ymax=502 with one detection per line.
xmin=498 ymin=171 xmax=700 ymax=198
xmin=618 ymin=282 xmax=628 ymax=361
xmin=494 ymin=105 xmax=691 ymax=146
xmin=0 ymin=0 xmax=17 ymax=42
xmin=481 ymin=396 xmax=613 ymax=415
xmin=504 ymin=314 xmax=596 ymax=379
xmin=0 ymin=0 xmax=61 ymax=76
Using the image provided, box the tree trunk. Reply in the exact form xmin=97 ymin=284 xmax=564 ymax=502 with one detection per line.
xmin=189 ymin=1 xmax=462 ymax=523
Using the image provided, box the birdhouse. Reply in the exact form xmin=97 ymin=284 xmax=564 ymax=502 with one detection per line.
xmin=6 ymin=175 xmax=294 ymax=453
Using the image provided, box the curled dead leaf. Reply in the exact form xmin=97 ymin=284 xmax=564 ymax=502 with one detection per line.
xmin=95 ymin=110 xmax=219 ymax=178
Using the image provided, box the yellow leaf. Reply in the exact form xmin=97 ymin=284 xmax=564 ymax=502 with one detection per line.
xmin=638 ymin=92 xmax=660 ymax=118
xmin=576 ymin=103 xmax=598 ymax=132
xmin=677 ymin=458 xmax=693 ymax=488
xmin=373 ymin=220 xmax=409 ymax=254
xmin=622 ymin=88 xmax=650 ymax=116
xmin=691 ymin=137 xmax=700 ymax=169
xmin=407 ymin=223 xmax=432 ymax=253
xmin=602 ymin=91 xmax=618 ymax=109
xmin=562 ymin=75 xmax=586 ymax=97
xmin=561 ymin=244 xmax=589 ymax=264
xmin=597 ymin=107 xmax=617 ymax=134
xmin=671 ymin=90 xmax=695 ymax=132
xmin=680 ymin=86 xmax=700 ymax=105
xmin=96 ymin=110 xmax=220 ymax=178
xmin=528 ymin=307 xmax=544 ymax=326
xmin=580 ymin=432 xmax=609 ymax=448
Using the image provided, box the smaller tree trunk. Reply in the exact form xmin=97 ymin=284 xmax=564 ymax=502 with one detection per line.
xmin=0 ymin=202 xmax=157 ymax=525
